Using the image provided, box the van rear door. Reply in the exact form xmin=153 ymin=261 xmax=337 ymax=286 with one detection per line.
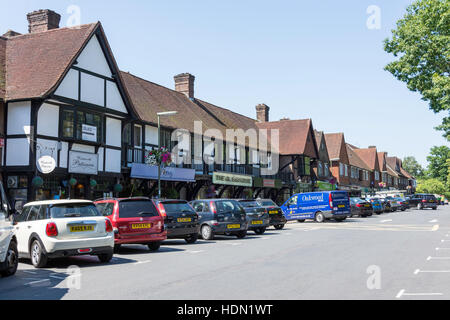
xmin=331 ymin=192 xmax=350 ymax=214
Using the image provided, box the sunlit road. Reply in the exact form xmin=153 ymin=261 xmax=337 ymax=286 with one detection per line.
xmin=1 ymin=205 xmax=449 ymax=300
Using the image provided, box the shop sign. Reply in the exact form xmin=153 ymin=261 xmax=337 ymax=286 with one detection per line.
xmin=82 ymin=124 xmax=97 ymax=142
xmin=213 ymin=172 xmax=253 ymax=187
xmin=68 ymin=151 xmax=98 ymax=175
xmin=253 ymin=177 xmax=282 ymax=189
xmin=37 ymin=156 xmax=56 ymax=174
xmin=316 ymin=181 xmax=335 ymax=191
xmin=130 ymin=163 xmax=195 ymax=182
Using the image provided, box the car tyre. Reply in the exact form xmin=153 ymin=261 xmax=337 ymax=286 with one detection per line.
xmin=335 ymin=217 xmax=346 ymax=222
xmin=236 ymin=230 xmax=247 ymax=239
xmin=315 ymin=212 xmax=325 ymax=223
xmin=113 ymin=244 xmax=121 ymax=253
xmin=274 ymin=224 xmax=285 ymax=230
xmin=254 ymin=227 xmax=266 ymax=235
xmin=98 ymin=249 xmax=114 ymax=263
xmin=185 ymin=233 xmax=198 ymax=244
xmin=30 ymin=240 xmax=48 ymax=268
xmin=0 ymin=241 xmax=18 ymax=277
xmin=148 ymin=242 xmax=161 ymax=252
xmin=201 ymin=225 xmax=214 ymax=240
xmin=297 ymin=220 xmax=306 ymax=223
xmin=432 ymin=207 xmax=437 ymax=210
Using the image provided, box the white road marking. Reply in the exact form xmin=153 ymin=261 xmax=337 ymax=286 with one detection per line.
xmin=429 ymin=219 xmax=438 ymax=223
xmin=436 ymin=248 xmax=450 ymax=251
xmin=432 ymin=225 xmax=440 ymax=231
xmin=134 ymin=260 xmax=152 ymax=265
xmin=49 ymin=275 xmax=65 ymax=280
xmin=380 ymin=219 xmax=392 ymax=223
xmin=23 ymin=270 xmax=37 ymax=275
xmin=187 ymin=250 xmax=204 ymax=254
xmin=25 ymin=279 xmax=50 ymax=286
xmin=415 ymin=269 xmax=450 ymax=275
xmin=441 ymin=240 xmax=450 ymax=242
xmin=396 ymin=290 xmax=443 ymax=298
xmin=396 ymin=290 xmax=405 ymax=298
xmin=427 ymin=256 xmax=450 ymax=261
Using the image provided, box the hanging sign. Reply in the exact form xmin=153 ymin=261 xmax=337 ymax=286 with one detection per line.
xmin=37 ymin=156 xmax=56 ymax=174
xmin=68 ymin=151 xmax=98 ymax=175
xmin=82 ymin=124 xmax=97 ymax=142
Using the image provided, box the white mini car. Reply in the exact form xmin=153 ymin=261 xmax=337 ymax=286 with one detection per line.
xmin=0 ymin=181 xmax=18 ymax=277
xmin=14 ymin=200 xmax=114 ymax=268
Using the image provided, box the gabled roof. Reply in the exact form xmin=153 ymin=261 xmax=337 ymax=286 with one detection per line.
xmin=353 ymin=147 xmax=380 ymax=171
xmin=120 ymin=71 xmax=262 ymax=149
xmin=4 ymin=23 xmax=97 ymax=101
xmin=0 ymin=37 xmax=6 ymax=100
xmin=314 ymin=130 xmax=330 ymax=162
xmin=386 ymin=156 xmax=400 ymax=173
xmin=324 ymin=133 xmax=346 ymax=161
xmin=256 ymin=119 xmax=318 ymax=158
xmin=386 ymin=164 xmax=399 ymax=177
xmin=346 ymin=144 xmax=371 ymax=171
xmin=378 ymin=152 xmax=387 ymax=172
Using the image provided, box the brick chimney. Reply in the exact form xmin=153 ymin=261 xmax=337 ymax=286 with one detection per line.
xmin=174 ymin=73 xmax=195 ymax=99
xmin=256 ymin=104 xmax=270 ymax=123
xmin=27 ymin=9 xmax=61 ymax=34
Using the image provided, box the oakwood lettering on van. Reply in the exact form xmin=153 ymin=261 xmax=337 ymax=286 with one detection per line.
xmin=301 ymin=194 xmax=325 ymax=202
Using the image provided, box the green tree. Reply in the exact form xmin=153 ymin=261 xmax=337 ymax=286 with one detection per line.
xmin=416 ymin=178 xmax=447 ymax=194
xmin=426 ymin=145 xmax=450 ymax=182
xmin=403 ymin=156 xmax=425 ymax=177
xmin=384 ymin=0 xmax=450 ymax=140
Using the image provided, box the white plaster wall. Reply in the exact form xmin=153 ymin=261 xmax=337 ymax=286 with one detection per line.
xmin=80 ymin=72 xmax=104 ymax=107
xmin=106 ymin=117 xmax=121 ymax=147
xmin=60 ymin=142 xmax=69 ymax=168
xmin=6 ymin=138 xmax=29 ymax=166
xmin=7 ymin=102 xmax=31 ymax=136
xmin=76 ymin=35 xmax=112 ymax=77
xmin=98 ymin=147 xmax=104 ymax=172
xmin=71 ymin=144 xmax=96 ymax=153
xmin=106 ymin=81 xmax=127 ymax=113
xmin=145 ymin=125 xmax=158 ymax=145
xmin=54 ymin=68 xmax=79 ymax=100
xmin=105 ymin=148 xmax=121 ymax=173
xmin=37 ymin=103 xmax=59 ymax=137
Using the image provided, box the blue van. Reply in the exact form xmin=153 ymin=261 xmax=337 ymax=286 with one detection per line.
xmin=281 ymin=191 xmax=351 ymax=223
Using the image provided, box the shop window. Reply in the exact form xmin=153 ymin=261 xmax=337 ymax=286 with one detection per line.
xmin=134 ymin=125 xmax=142 ymax=148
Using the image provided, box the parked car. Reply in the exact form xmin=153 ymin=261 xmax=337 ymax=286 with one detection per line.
xmin=379 ymin=198 xmax=392 ymax=212
xmin=408 ymin=194 xmax=438 ymax=210
xmin=14 ymin=200 xmax=114 ymax=268
xmin=237 ymin=200 xmax=270 ymax=235
xmin=94 ymin=197 xmax=167 ymax=252
xmin=281 ymin=191 xmax=351 ymax=223
xmin=395 ymin=197 xmax=409 ymax=211
xmin=153 ymin=200 xmax=200 ymax=244
xmin=255 ymin=199 xmax=287 ymax=230
xmin=189 ymin=199 xmax=248 ymax=240
xmin=0 ymin=181 xmax=18 ymax=277
xmin=367 ymin=198 xmax=384 ymax=214
xmin=384 ymin=197 xmax=401 ymax=212
xmin=350 ymin=198 xmax=373 ymax=217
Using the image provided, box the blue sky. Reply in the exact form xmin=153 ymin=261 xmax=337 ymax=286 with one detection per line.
xmin=1 ymin=0 xmax=448 ymax=167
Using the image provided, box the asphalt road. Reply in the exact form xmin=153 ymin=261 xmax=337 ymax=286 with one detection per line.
xmin=1 ymin=205 xmax=450 ymax=300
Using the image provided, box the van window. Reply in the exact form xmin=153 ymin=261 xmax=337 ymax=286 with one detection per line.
xmin=287 ymin=196 xmax=298 ymax=206
xmin=332 ymin=192 xmax=348 ymax=200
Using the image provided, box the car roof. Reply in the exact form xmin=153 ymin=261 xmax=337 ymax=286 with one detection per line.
xmin=24 ymin=199 xmax=93 ymax=207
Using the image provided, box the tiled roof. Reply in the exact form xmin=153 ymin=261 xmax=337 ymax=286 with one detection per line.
xmin=386 ymin=164 xmax=399 ymax=177
xmin=4 ymin=23 xmax=97 ymax=101
xmin=120 ymin=71 xmax=262 ymax=149
xmin=0 ymin=37 xmax=6 ymax=100
xmin=353 ymin=147 xmax=380 ymax=171
xmin=346 ymin=144 xmax=371 ymax=170
xmin=256 ymin=119 xmax=317 ymax=157
xmin=324 ymin=133 xmax=344 ymax=160
xmin=378 ymin=152 xmax=387 ymax=171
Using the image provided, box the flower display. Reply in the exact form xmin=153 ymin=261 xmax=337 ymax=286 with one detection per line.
xmin=145 ymin=147 xmax=172 ymax=167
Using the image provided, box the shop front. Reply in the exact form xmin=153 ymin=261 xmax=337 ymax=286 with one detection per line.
xmin=211 ymin=171 xmax=253 ymax=199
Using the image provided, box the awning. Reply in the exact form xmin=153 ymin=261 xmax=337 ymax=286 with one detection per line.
xmin=130 ymin=163 xmax=196 ymax=182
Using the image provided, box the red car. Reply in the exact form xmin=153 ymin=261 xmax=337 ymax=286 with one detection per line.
xmin=94 ymin=197 xmax=167 ymax=252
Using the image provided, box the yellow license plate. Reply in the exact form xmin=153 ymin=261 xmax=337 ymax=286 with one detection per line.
xmin=365 ymin=205 xmax=370 ymax=207
xmin=252 ymin=220 xmax=263 ymax=225
xmin=269 ymin=210 xmax=278 ymax=214
xmin=132 ymin=223 xmax=152 ymax=229
xmin=338 ymin=205 xmax=345 ymax=208
xmin=177 ymin=218 xmax=192 ymax=223
xmin=70 ymin=225 xmax=94 ymax=232
xmin=227 ymin=224 xmax=240 ymax=229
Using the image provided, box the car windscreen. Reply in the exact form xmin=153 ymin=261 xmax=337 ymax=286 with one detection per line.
xmin=257 ymin=200 xmax=277 ymax=206
xmin=50 ymin=203 xmax=101 ymax=218
xmin=215 ymin=200 xmax=242 ymax=213
xmin=118 ymin=200 xmax=158 ymax=218
xmin=351 ymin=198 xmax=364 ymax=203
xmin=239 ymin=201 xmax=259 ymax=208
xmin=161 ymin=202 xmax=195 ymax=214
xmin=332 ymin=192 xmax=348 ymax=200
xmin=424 ymin=195 xmax=436 ymax=200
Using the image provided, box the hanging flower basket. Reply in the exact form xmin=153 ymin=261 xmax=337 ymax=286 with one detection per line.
xmin=90 ymin=179 xmax=97 ymax=188
xmin=145 ymin=147 xmax=172 ymax=167
xmin=32 ymin=176 xmax=44 ymax=188
xmin=69 ymin=178 xmax=78 ymax=187
xmin=114 ymin=183 xmax=123 ymax=193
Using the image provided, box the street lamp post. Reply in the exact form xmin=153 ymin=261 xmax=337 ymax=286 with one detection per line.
xmin=157 ymin=111 xmax=178 ymax=199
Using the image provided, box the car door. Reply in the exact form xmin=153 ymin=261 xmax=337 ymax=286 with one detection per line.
xmin=15 ymin=205 xmax=42 ymax=254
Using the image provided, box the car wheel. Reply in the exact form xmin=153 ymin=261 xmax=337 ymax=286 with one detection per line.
xmin=148 ymin=242 xmax=161 ymax=252
xmin=433 ymin=207 xmax=437 ymax=210
xmin=254 ymin=227 xmax=266 ymax=235
xmin=185 ymin=233 xmax=198 ymax=244
xmin=315 ymin=212 xmax=325 ymax=223
xmin=274 ymin=224 xmax=285 ymax=230
xmin=30 ymin=240 xmax=48 ymax=268
xmin=297 ymin=220 xmax=306 ymax=223
xmin=201 ymin=225 xmax=214 ymax=240
xmin=98 ymin=249 xmax=114 ymax=263
xmin=113 ymin=244 xmax=121 ymax=253
xmin=236 ymin=230 xmax=247 ymax=239
xmin=0 ymin=241 xmax=18 ymax=277
xmin=335 ymin=217 xmax=346 ymax=222
xmin=417 ymin=203 xmax=423 ymax=210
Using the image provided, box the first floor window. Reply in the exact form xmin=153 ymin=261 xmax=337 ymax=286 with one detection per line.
xmin=61 ymin=108 xmax=103 ymax=144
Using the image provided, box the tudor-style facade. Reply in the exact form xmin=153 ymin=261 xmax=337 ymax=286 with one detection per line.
xmin=324 ymin=133 xmax=351 ymax=191
xmin=313 ymin=130 xmax=333 ymax=190
xmin=2 ymin=10 xmax=135 ymax=203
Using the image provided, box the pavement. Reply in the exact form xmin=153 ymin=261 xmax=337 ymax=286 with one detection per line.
xmin=1 ymin=205 xmax=450 ymax=300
